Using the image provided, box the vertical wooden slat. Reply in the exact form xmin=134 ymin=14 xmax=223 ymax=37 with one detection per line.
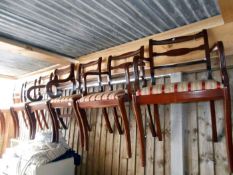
xmin=135 ymin=104 xmax=146 ymax=175
xmin=164 ymin=77 xmax=171 ymax=175
xmin=154 ymin=77 xmax=165 ymax=175
xmin=86 ymin=87 xmax=98 ymax=175
xmin=212 ymin=70 xmax=229 ymax=174
xmin=86 ymin=106 xmax=97 ymax=175
xmin=197 ymin=72 xmax=215 ymax=175
xmin=99 ymin=109 xmax=108 ymax=175
xmin=93 ymin=108 xmax=102 ymax=175
xmin=104 ymin=110 xmax=114 ymax=175
xmin=112 ymin=85 xmax=122 ymax=175
xmin=183 ymin=73 xmax=200 ymax=175
xmin=118 ymin=84 xmax=128 ymax=175
xmin=127 ymin=87 xmax=137 ymax=175
xmin=80 ymin=87 xmax=94 ymax=175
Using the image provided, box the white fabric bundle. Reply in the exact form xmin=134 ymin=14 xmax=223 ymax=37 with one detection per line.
xmin=0 ymin=131 xmax=70 ymax=175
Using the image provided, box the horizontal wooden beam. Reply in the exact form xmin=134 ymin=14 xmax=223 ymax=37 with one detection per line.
xmin=0 ymin=37 xmax=77 ymax=65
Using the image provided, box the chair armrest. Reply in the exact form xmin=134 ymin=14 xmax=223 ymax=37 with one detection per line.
xmin=210 ymin=41 xmax=229 ymax=87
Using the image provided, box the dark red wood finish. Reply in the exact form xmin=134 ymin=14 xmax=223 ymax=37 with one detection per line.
xmin=133 ymin=30 xmax=233 ymax=172
xmin=76 ymin=47 xmax=144 ymax=158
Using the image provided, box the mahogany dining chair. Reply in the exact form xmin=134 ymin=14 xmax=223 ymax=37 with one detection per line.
xmin=75 ymin=47 xmax=145 ymax=158
xmin=132 ymin=30 xmax=233 ymax=172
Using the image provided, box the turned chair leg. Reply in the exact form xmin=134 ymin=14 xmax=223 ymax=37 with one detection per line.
xmin=147 ymin=105 xmax=156 ymax=137
xmin=132 ymin=96 xmax=145 ymax=166
xmin=0 ymin=115 xmax=5 ymax=137
xmin=154 ymin=104 xmax=162 ymax=141
xmin=223 ymin=88 xmax=233 ymax=172
xmin=117 ymin=97 xmax=132 ymax=158
xmin=10 ymin=108 xmax=19 ymax=138
xmin=35 ymin=110 xmax=43 ymax=130
xmin=102 ymin=108 xmax=113 ymax=133
xmin=55 ymin=109 xmax=68 ymax=129
xmin=113 ymin=107 xmax=123 ymax=134
xmin=21 ymin=111 xmax=29 ymax=129
xmin=80 ymin=108 xmax=91 ymax=132
xmin=40 ymin=110 xmax=49 ymax=130
xmin=210 ymin=100 xmax=218 ymax=142
xmin=47 ymin=105 xmax=60 ymax=142
xmin=25 ymin=105 xmax=36 ymax=140
xmin=72 ymin=102 xmax=85 ymax=148
xmin=75 ymin=103 xmax=89 ymax=151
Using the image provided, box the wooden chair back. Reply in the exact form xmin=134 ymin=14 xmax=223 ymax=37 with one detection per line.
xmin=148 ymin=29 xmax=212 ymax=85
xmin=108 ymin=46 xmax=144 ymax=97
xmin=46 ymin=63 xmax=76 ymax=98
xmin=23 ymin=79 xmax=38 ymax=102
xmin=27 ymin=73 xmax=53 ymax=102
xmin=77 ymin=57 xmax=103 ymax=96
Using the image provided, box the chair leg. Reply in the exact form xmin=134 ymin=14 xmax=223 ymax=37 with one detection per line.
xmin=21 ymin=110 xmax=28 ymax=129
xmin=76 ymin=105 xmax=89 ymax=151
xmin=35 ymin=110 xmax=43 ymax=130
xmin=72 ymin=102 xmax=85 ymax=148
xmin=25 ymin=105 xmax=36 ymax=140
xmin=117 ymin=97 xmax=131 ymax=158
xmin=10 ymin=108 xmax=19 ymax=138
xmin=223 ymin=88 xmax=233 ymax=173
xmin=102 ymin=108 xmax=113 ymax=133
xmin=154 ymin=104 xmax=162 ymax=141
xmin=132 ymin=95 xmax=145 ymax=166
xmin=0 ymin=115 xmax=5 ymax=137
xmin=210 ymin=100 xmax=217 ymax=142
xmin=80 ymin=109 xmax=91 ymax=132
xmin=56 ymin=109 xmax=68 ymax=129
xmin=40 ymin=110 xmax=49 ymax=130
xmin=147 ymin=105 xmax=156 ymax=137
xmin=113 ymin=107 xmax=123 ymax=134
xmin=47 ymin=105 xmax=60 ymax=142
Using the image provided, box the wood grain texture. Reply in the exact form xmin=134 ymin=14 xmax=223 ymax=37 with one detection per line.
xmin=183 ymin=73 xmax=199 ymax=175
xmin=197 ymin=72 xmax=215 ymax=175
xmin=218 ymin=0 xmax=233 ymax=23
xmin=212 ymin=70 xmax=229 ymax=175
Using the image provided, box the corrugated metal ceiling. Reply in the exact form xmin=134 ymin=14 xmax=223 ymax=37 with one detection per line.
xmin=0 ymin=0 xmax=220 ymax=58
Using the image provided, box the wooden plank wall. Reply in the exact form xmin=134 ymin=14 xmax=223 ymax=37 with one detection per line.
xmin=56 ymin=68 xmax=233 ymax=175
xmin=2 ymin=68 xmax=232 ymax=174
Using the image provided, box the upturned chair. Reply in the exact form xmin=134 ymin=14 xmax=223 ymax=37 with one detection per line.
xmin=10 ymin=79 xmax=37 ymax=139
xmin=26 ymin=73 xmax=55 ymax=140
xmin=75 ymin=47 xmax=144 ymax=157
xmin=132 ymin=30 xmax=233 ymax=172
xmin=46 ymin=60 xmax=104 ymax=147
xmin=26 ymin=64 xmax=76 ymax=143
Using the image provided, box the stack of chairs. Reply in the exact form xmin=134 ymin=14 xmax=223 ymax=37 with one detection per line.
xmin=8 ymin=30 xmax=233 ymax=172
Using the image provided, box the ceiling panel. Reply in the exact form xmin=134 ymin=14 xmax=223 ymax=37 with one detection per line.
xmin=0 ymin=51 xmax=53 ymax=76
xmin=0 ymin=0 xmax=220 ymax=58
